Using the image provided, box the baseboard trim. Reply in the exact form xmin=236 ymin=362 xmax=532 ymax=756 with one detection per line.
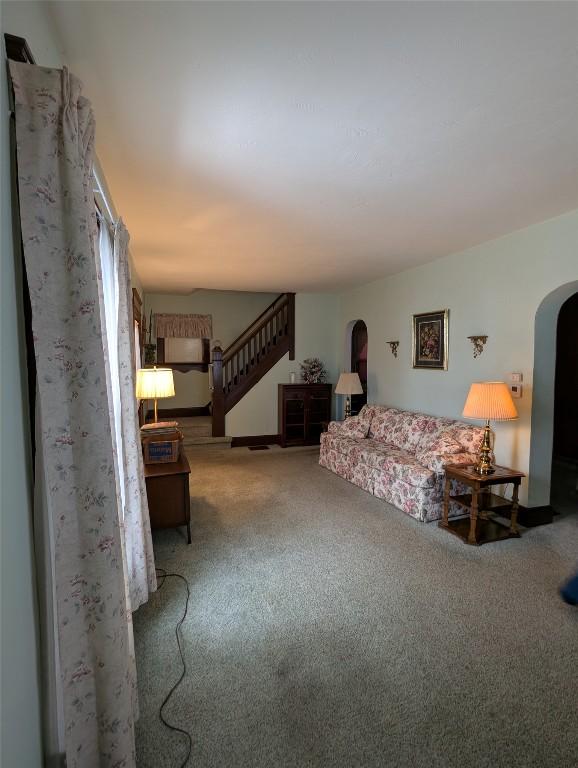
xmin=149 ymin=406 xmax=210 ymax=419
xmin=231 ymin=434 xmax=281 ymax=448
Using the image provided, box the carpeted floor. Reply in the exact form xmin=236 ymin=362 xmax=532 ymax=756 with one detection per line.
xmin=134 ymin=447 xmax=578 ymax=768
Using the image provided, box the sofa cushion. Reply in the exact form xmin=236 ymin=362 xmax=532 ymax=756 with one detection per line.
xmin=387 ymin=411 xmax=434 ymax=453
xmin=328 ymin=412 xmax=371 ymax=439
xmin=415 ymin=432 xmax=463 ymax=465
xmin=383 ymin=453 xmax=435 ymax=488
xmin=415 ymin=415 xmax=456 ymax=454
xmin=321 ymin=432 xmax=364 ymax=458
xmin=355 ymin=440 xmax=405 ymax=469
xmin=355 ymin=441 xmax=435 ymax=488
xmin=368 ymin=408 xmax=402 ymax=442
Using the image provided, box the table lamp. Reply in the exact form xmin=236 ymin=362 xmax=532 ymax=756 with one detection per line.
xmin=335 ymin=372 xmax=363 ymax=419
xmin=136 ymin=366 xmax=175 ymax=424
xmin=462 ymin=381 xmax=518 ymax=475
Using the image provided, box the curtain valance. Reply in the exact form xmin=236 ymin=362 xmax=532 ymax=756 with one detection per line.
xmin=154 ymin=313 xmax=212 ymax=339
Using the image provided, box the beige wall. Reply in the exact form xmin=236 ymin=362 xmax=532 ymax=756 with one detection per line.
xmin=226 ymin=293 xmax=341 ymax=436
xmin=144 ymin=289 xmax=277 ymax=408
xmin=338 ymin=210 xmax=578 ymax=505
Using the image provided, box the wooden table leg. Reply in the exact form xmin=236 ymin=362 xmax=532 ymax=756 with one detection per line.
xmin=468 ymin=489 xmax=479 ymax=545
xmin=184 ymin=474 xmax=191 ymax=545
xmin=510 ymin=481 xmax=520 ymax=535
xmin=442 ymin=476 xmax=451 ymax=526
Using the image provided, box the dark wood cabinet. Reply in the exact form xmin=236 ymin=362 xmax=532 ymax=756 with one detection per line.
xmin=278 ymin=383 xmax=332 ymax=447
xmin=144 ymin=454 xmax=191 ymax=543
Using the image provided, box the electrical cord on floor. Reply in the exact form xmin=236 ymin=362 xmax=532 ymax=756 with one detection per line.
xmin=155 ymin=567 xmax=193 ymax=767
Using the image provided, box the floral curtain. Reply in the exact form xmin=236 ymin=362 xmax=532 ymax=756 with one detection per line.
xmin=113 ymin=221 xmax=157 ymax=609
xmin=10 ymin=61 xmax=137 ymax=767
xmin=154 ymin=312 xmax=213 ymax=338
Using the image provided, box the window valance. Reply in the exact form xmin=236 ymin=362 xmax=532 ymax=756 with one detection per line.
xmin=154 ymin=313 xmax=213 ymax=339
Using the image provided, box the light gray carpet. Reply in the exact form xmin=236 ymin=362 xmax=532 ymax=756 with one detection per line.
xmin=134 ymin=447 xmax=578 ymax=768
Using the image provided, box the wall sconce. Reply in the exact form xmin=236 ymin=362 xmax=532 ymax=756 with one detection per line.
xmin=467 ymin=335 xmax=488 ymax=358
xmin=387 ymin=341 xmax=399 ymax=358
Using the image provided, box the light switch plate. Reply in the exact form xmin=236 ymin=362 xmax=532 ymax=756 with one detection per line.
xmin=510 ymin=372 xmax=523 ymax=383
xmin=510 ymin=383 xmax=522 ymax=398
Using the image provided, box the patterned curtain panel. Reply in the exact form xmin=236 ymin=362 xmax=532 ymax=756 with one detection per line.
xmin=113 ymin=221 xmax=157 ymax=609
xmin=10 ymin=62 xmax=137 ymax=767
xmin=154 ymin=312 xmax=213 ymax=338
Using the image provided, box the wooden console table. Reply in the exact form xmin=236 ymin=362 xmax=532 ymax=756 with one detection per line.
xmin=144 ymin=454 xmax=191 ymax=543
xmin=439 ymin=464 xmax=525 ymax=546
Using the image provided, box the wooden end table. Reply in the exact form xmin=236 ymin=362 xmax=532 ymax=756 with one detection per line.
xmin=144 ymin=454 xmax=191 ymax=543
xmin=439 ymin=464 xmax=525 ymax=546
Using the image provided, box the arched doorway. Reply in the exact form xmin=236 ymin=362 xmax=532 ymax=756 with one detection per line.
xmin=550 ymin=292 xmax=578 ymax=513
xmin=350 ymin=320 xmax=367 ymax=415
xmin=529 ymin=280 xmax=578 ymax=508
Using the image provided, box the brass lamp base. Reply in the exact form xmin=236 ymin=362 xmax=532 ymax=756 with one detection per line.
xmin=344 ymin=396 xmax=352 ymax=419
xmin=475 ymin=420 xmax=495 ymax=475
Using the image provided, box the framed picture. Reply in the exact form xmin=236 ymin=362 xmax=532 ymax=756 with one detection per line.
xmin=412 ymin=309 xmax=449 ymax=370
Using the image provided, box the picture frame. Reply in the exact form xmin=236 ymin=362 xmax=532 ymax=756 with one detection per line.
xmin=412 ymin=309 xmax=449 ymax=370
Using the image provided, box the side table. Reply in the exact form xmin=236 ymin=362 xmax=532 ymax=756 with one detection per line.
xmin=439 ymin=464 xmax=525 ymax=546
xmin=144 ymin=454 xmax=191 ymax=543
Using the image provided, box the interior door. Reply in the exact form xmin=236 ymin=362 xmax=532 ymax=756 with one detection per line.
xmin=351 ymin=320 xmax=368 ymax=415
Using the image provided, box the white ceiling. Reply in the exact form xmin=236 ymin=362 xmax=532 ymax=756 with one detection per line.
xmin=48 ymin=1 xmax=578 ymax=293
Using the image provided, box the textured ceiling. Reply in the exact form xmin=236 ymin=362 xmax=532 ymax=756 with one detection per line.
xmin=48 ymin=1 xmax=578 ymax=293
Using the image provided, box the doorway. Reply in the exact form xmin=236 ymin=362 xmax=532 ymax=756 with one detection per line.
xmin=550 ymin=292 xmax=578 ymax=514
xmin=350 ymin=320 xmax=367 ymax=415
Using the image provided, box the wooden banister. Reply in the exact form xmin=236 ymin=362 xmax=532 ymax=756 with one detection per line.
xmin=222 ymin=293 xmax=291 ymax=363
xmin=211 ymin=293 xmax=295 ymax=436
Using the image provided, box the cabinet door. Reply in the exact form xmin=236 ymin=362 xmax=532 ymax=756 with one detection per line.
xmin=306 ymin=390 xmax=330 ymax=442
xmin=284 ymin=389 xmax=307 ymax=444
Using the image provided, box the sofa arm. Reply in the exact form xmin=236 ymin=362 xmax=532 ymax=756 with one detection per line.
xmin=328 ymin=415 xmax=370 ymax=439
xmin=421 ymin=451 xmax=478 ymax=474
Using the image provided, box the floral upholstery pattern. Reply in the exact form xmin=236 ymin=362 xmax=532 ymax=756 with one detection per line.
xmin=328 ymin=413 xmax=370 ymax=439
xmin=322 ymin=433 xmax=365 ymax=458
xmin=386 ymin=412 xmax=434 ymax=453
xmin=415 ymin=415 xmax=456 ymax=454
xmin=320 ymin=404 xmax=481 ymax=523
xmin=446 ymin=423 xmax=485 ymax=454
xmin=418 ymin=450 xmax=478 ymax=474
xmin=368 ymin=407 xmax=402 ymax=441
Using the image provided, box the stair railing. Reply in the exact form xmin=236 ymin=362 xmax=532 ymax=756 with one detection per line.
xmin=211 ymin=293 xmax=295 ymax=436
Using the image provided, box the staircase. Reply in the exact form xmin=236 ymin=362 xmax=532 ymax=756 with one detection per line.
xmin=179 ymin=416 xmax=232 ymax=449
xmin=211 ymin=293 xmax=295 ymax=436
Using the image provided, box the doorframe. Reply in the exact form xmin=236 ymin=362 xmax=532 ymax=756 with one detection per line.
xmin=528 ymin=280 xmax=578 ymax=507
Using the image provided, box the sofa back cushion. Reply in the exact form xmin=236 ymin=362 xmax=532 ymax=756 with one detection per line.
xmin=415 ymin=415 xmax=456 ymax=454
xmin=366 ymin=405 xmax=484 ymax=456
xmin=332 ymin=412 xmax=371 ymax=439
xmin=368 ymin=407 xmax=402 ymax=442
xmin=416 ymin=432 xmax=465 ymax=470
xmin=387 ymin=411 xmax=434 ymax=453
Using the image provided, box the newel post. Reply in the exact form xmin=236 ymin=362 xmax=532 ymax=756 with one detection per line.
xmin=211 ymin=345 xmax=225 ymax=437
xmin=287 ymin=292 xmax=296 ymax=361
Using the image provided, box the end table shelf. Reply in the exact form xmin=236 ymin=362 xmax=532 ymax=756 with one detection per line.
xmin=439 ymin=464 xmax=525 ymax=546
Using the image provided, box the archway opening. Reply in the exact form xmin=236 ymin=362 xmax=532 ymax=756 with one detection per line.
xmin=550 ymin=292 xmax=578 ymax=514
xmin=350 ymin=320 xmax=367 ymax=415
xmin=529 ymin=280 xmax=578 ymax=509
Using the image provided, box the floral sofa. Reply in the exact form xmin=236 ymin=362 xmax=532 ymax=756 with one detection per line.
xmin=319 ymin=405 xmax=484 ymax=523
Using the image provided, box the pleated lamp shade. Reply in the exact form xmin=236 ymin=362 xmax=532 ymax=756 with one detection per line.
xmin=462 ymin=381 xmax=518 ymax=421
xmin=135 ymin=367 xmax=175 ymax=400
xmin=335 ymin=372 xmax=364 ymax=396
